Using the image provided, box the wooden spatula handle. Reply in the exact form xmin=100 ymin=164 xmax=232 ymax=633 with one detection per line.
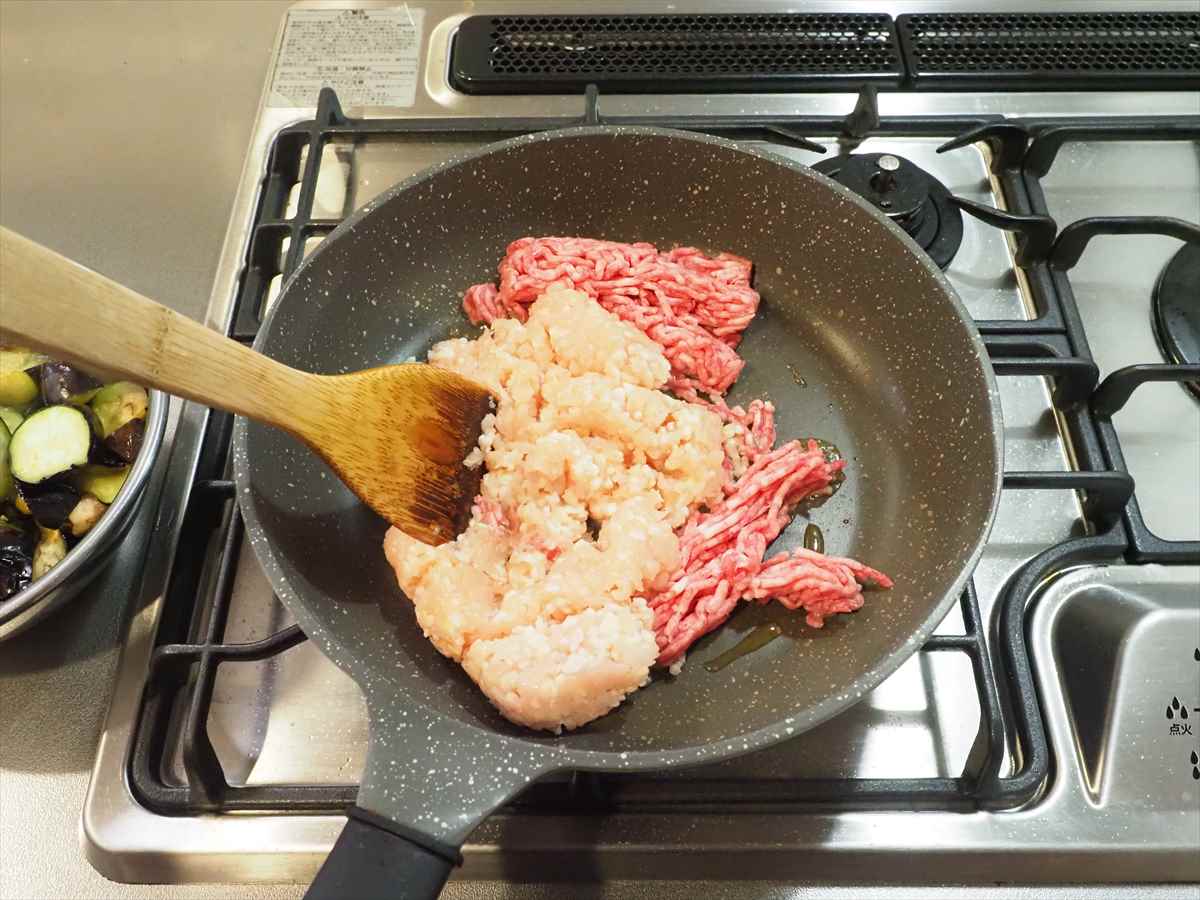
xmin=0 ymin=226 xmax=311 ymax=430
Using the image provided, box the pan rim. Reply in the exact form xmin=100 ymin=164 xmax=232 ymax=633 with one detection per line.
xmin=233 ymin=123 xmax=1004 ymax=773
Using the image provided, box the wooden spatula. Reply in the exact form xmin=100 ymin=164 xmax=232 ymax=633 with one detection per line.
xmin=0 ymin=227 xmax=492 ymax=545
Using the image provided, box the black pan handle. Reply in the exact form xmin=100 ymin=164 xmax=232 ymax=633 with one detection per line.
xmin=305 ymin=806 xmax=463 ymax=900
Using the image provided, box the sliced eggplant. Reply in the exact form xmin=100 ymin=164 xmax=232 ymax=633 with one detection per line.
xmin=40 ymin=362 xmax=102 ymax=406
xmin=89 ymin=435 xmax=127 ymax=467
xmin=90 ymin=382 xmax=148 ymax=438
xmin=0 ymin=515 xmax=37 ymax=599
xmin=0 ymin=544 xmax=33 ymax=599
xmin=0 ymin=517 xmax=36 ymax=554
xmin=15 ymin=479 xmax=80 ymax=530
xmin=0 ymin=407 xmax=24 ymax=434
xmin=105 ymin=418 xmax=145 ymax=463
xmin=72 ymin=465 xmax=130 ymax=504
xmin=0 ymin=419 xmax=12 ymax=501
xmin=31 ymin=526 xmax=66 ymax=581
xmin=76 ymin=405 xmax=124 ymax=466
xmin=8 ymin=405 xmax=91 ymax=483
xmin=0 ymin=347 xmax=50 ymax=375
xmin=0 ymin=369 xmax=39 ymax=407
xmin=67 ymin=493 xmax=107 ymax=537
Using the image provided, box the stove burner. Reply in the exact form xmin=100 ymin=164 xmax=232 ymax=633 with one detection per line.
xmin=1152 ymin=242 xmax=1200 ymax=400
xmin=812 ymin=152 xmax=964 ymax=269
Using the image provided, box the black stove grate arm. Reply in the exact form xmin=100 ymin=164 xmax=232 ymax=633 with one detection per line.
xmin=1093 ymin=364 xmax=1200 ymax=419
xmin=923 ymin=581 xmax=1006 ymax=797
xmin=1024 ymin=121 xmax=1200 ymax=178
xmin=1050 ymin=217 xmax=1200 ymax=272
xmin=977 ymin=530 xmax=1127 ymax=808
xmin=989 ymin=357 xmax=1097 ymax=410
xmin=951 ymin=197 xmax=1057 ymax=267
xmin=937 ymin=122 xmax=1030 ymax=175
xmin=1090 ymin=364 xmax=1200 ymax=566
xmin=1003 ymin=471 xmax=1135 ymax=535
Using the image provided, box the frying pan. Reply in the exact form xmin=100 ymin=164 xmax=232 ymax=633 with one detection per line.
xmin=232 ymin=127 xmax=1002 ymax=899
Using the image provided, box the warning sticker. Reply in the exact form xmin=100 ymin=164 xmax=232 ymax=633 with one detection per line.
xmin=268 ymin=7 xmax=425 ymax=108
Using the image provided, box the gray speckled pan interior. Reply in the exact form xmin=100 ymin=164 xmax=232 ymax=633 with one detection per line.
xmin=232 ymin=127 xmax=1002 ymax=842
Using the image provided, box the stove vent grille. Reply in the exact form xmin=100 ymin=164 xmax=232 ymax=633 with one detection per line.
xmin=450 ymin=11 xmax=1200 ymax=94
xmin=898 ymin=12 xmax=1200 ymax=89
xmin=450 ymin=13 xmax=903 ymax=94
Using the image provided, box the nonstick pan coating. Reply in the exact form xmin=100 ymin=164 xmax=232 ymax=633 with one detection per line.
xmin=233 ymin=127 xmax=1002 ymax=895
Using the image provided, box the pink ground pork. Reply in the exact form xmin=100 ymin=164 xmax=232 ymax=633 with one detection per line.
xmin=465 ymin=237 xmax=892 ymax=667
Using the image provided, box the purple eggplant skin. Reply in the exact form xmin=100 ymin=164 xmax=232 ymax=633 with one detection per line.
xmin=0 ymin=519 xmax=35 ymax=599
xmin=0 ymin=517 xmax=36 ymax=554
xmin=13 ymin=478 xmax=80 ymax=531
xmin=40 ymin=362 xmax=102 ymax=406
xmin=0 ymin=544 xmax=33 ymax=599
xmin=89 ymin=432 xmax=128 ymax=467
xmin=104 ymin=418 xmax=145 ymax=463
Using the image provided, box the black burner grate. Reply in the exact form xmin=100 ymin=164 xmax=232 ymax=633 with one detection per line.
xmin=452 ymin=13 xmax=903 ymax=94
xmin=898 ymin=11 xmax=1200 ymax=89
xmin=125 ymin=88 xmax=1200 ymax=823
xmin=1013 ymin=130 xmax=1200 ymax=562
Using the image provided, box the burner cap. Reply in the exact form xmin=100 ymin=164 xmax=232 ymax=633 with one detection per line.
xmin=812 ymin=152 xmax=963 ymax=270
xmin=1152 ymin=242 xmax=1200 ymax=400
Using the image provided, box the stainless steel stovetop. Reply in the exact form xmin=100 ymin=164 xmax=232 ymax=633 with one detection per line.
xmin=83 ymin=2 xmax=1200 ymax=896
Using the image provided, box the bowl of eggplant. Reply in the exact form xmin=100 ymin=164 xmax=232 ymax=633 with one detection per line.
xmin=0 ymin=347 xmax=167 ymax=639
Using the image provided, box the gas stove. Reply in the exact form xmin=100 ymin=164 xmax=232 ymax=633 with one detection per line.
xmin=83 ymin=2 xmax=1200 ymax=896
